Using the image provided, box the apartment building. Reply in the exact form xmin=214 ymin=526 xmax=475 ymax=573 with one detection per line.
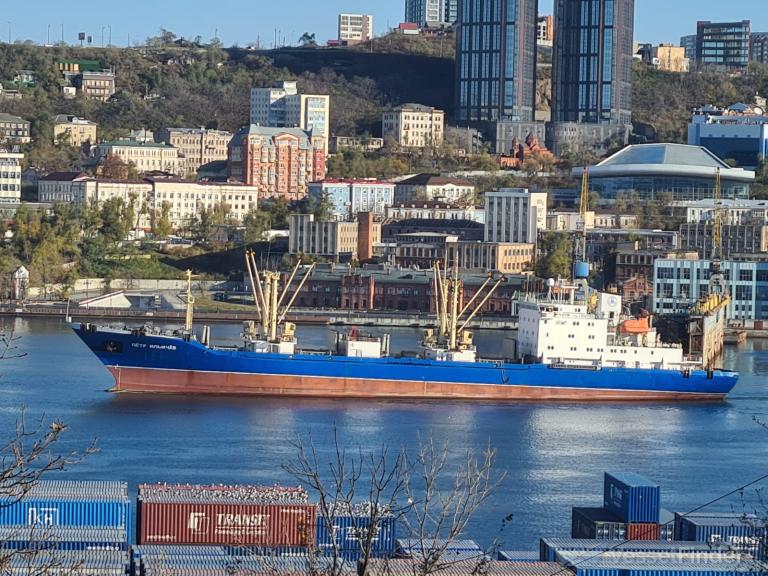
xmin=0 ymin=113 xmax=31 ymax=145
xmin=73 ymin=70 xmax=116 ymax=101
xmin=0 ymin=150 xmax=23 ymax=203
xmin=37 ymin=174 xmax=258 ymax=230
xmin=695 ymin=20 xmax=751 ymax=71
xmin=338 ymin=14 xmax=374 ymax=44
xmin=249 ymin=81 xmax=330 ymax=152
xmin=446 ymin=241 xmax=534 ymax=274
xmin=654 ymin=257 xmax=768 ymax=321
xmin=652 ymin=44 xmax=689 ymax=72
xmin=155 ymin=128 xmax=233 ymax=176
xmin=386 ymin=202 xmax=485 ymax=223
xmin=393 ymin=174 xmax=473 ymax=204
xmin=484 ymin=188 xmax=548 ymax=244
xmin=228 ymin=125 xmax=326 ymax=201
xmin=53 ymin=115 xmax=97 ymax=147
xmin=382 ymin=104 xmax=444 ymax=148
xmin=537 ymin=15 xmax=554 ymax=46
xmin=289 ymin=214 xmax=359 ymax=259
xmin=95 ymin=141 xmax=185 ymax=176
xmin=309 ymin=180 xmax=394 ymax=220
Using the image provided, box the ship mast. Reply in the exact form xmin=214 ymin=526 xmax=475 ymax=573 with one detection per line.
xmin=245 ymin=251 xmax=315 ymax=343
xmin=431 ymin=262 xmax=505 ymax=352
xmin=184 ymin=269 xmax=194 ymax=332
xmin=708 ymin=167 xmax=727 ymax=298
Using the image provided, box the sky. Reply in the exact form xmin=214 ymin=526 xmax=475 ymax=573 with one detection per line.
xmin=2 ymin=0 xmax=767 ymax=48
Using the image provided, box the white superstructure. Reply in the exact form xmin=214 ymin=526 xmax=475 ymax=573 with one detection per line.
xmin=517 ymin=282 xmax=698 ymax=371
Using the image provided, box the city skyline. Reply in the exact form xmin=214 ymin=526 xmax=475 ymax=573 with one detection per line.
xmin=3 ymin=0 xmax=768 ymax=48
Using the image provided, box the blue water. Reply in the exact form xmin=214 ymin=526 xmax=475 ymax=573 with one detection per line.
xmin=1 ymin=317 xmax=768 ymax=550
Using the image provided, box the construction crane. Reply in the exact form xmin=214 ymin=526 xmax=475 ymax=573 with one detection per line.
xmin=708 ymin=167 xmax=727 ymax=297
xmin=572 ymin=166 xmax=590 ymax=280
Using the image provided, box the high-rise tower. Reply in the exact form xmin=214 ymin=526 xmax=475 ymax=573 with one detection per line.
xmin=455 ymin=0 xmax=538 ymax=124
xmin=549 ymin=0 xmax=634 ymax=155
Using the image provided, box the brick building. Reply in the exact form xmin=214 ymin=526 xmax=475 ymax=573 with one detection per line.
xmin=229 ymin=126 xmax=326 ymax=201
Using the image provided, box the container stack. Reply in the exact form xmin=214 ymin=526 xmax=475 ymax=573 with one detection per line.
xmin=316 ymin=502 xmax=397 ymax=559
xmin=674 ymin=512 xmax=766 ymax=559
xmin=571 ymin=472 xmax=670 ymax=542
xmin=367 ymin=558 xmax=572 ymax=576
xmin=553 ymin=549 xmax=765 ymax=576
xmin=132 ymin=545 xmax=355 ymax=576
xmin=540 ymin=538 xmax=742 ymax=563
xmin=395 ymin=538 xmax=485 ymax=561
xmin=0 ymin=480 xmax=130 ymax=574
xmin=136 ymin=483 xmax=316 ymax=547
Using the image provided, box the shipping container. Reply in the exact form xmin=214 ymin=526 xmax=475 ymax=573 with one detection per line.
xmin=538 ymin=538 xmax=738 ymax=563
xmin=571 ymin=507 xmax=627 ymax=540
xmin=317 ymin=515 xmax=396 ymax=553
xmin=137 ymin=500 xmax=316 ymax=546
xmin=674 ymin=512 xmax=765 ymax=558
xmin=0 ymin=525 xmax=127 ymax=551
xmin=367 ymin=559 xmax=571 ymax=576
xmin=0 ymin=497 xmax=131 ymax=528
xmin=659 ymin=509 xmax=674 ymax=542
xmin=554 ymin=550 xmax=765 ymax=576
xmin=498 ymin=551 xmax=541 ymax=562
xmin=603 ymin=472 xmax=660 ymax=524
xmin=627 ymin=523 xmax=660 ymax=541
xmin=396 ymin=538 xmax=482 ymax=558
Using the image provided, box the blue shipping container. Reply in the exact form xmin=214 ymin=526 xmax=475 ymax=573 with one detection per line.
xmin=498 ymin=550 xmax=541 ymax=562
xmin=539 ymin=538 xmax=737 ymax=563
xmin=0 ymin=498 xmax=131 ymax=528
xmin=674 ymin=512 xmax=765 ymax=558
xmin=317 ymin=515 xmax=396 ymax=553
xmin=659 ymin=509 xmax=674 ymax=542
xmin=604 ymin=472 xmax=660 ymax=524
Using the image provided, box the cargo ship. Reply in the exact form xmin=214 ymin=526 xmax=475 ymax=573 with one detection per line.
xmin=71 ymin=255 xmax=738 ymax=402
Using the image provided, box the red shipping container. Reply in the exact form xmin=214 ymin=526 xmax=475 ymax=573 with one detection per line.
xmin=627 ymin=522 xmax=660 ymax=541
xmin=137 ymin=501 xmax=316 ymax=546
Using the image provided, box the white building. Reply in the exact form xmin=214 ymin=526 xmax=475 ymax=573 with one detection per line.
xmin=688 ymin=103 xmax=768 ymax=169
xmin=289 ymin=214 xmax=359 ymax=258
xmin=0 ymin=150 xmax=23 ymax=203
xmin=404 ymin=0 xmax=455 ymax=26
xmin=37 ymin=174 xmax=258 ymax=231
xmin=338 ymin=14 xmax=374 ymax=44
xmin=386 ymin=202 xmax=485 ymax=223
xmin=393 ymin=174 xmax=474 ymax=204
xmin=95 ymin=141 xmax=185 ymax=176
xmin=383 ymin=104 xmax=444 ymax=149
xmin=484 ymin=188 xmax=547 ymax=244
xmin=671 ymin=199 xmax=768 ymax=226
xmin=309 ymin=180 xmax=394 ymax=220
xmin=653 ymin=258 xmax=768 ymax=321
xmin=249 ymin=81 xmax=330 ymax=152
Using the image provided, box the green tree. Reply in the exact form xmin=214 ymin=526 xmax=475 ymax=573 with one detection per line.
xmin=243 ymin=210 xmax=272 ymax=243
xmin=151 ymin=202 xmax=173 ymax=239
xmin=536 ymin=232 xmax=574 ymax=279
xmin=265 ymin=198 xmax=290 ymax=230
xmin=99 ymin=198 xmax=130 ymax=242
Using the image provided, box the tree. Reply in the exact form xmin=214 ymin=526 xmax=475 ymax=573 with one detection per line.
xmin=536 ymin=232 xmax=574 ymax=280
xmin=299 ymin=32 xmax=317 ymax=47
xmin=99 ymin=154 xmax=130 ymax=180
xmin=151 ymin=201 xmax=173 ymax=239
xmin=243 ymin=210 xmax=271 ymax=243
xmin=99 ymin=197 xmax=130 ymax=242
xmin=282 ymin=431 xmax=504 ymax=576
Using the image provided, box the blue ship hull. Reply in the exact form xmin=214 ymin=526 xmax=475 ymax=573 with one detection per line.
xmin=71 ymin=325 xmax=738 ymax=402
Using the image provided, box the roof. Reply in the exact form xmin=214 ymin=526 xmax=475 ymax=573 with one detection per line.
xmin=54 ymin=115 xmax=97 ymax=125
xmin=397 ymin=173 xmax=474 ymax=187
xmin=385 ymin=218 xmax=484 ymax=230
xmin=367 ymin=560 xmax=568 ymax=576
xmin=313 ymin=179 xmax=394 ymax=186
xmin=0 ymin=113 xmax=28 ymax=124
xmin=164 ymin=127 xmax=232 ymax=136
xmin=99 ymin=140 xmax=172 ymax=149
xmin=574 ymin=144 xmax=755 ymax=182
xmin=232 ymin=125 xmax=315 ymax=148
xmin=392 ymin=103 xmax=443 ymax=113
xmin=606 ymin=471 xmax=658 ymax=487
xmin=39 ymin=171 xmax=88 ymax=182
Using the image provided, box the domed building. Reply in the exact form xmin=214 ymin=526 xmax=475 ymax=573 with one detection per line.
xmin=572 ymin=143 xmax=755 ymax=203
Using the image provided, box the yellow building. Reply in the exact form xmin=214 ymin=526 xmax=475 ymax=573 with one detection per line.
xmin=383 ymin=103 xmax=445 ymax=148
xmin=447 ymin=241 xmax=534 ymax=274
xmin=653 ymin=44 xmax=689 ymax=72
xmin=53 ymin=115 xmax=97 ymax=147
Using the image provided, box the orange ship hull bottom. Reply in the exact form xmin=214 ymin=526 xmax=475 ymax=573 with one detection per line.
xmin=106 ymin=367 xmax=725 ymax=402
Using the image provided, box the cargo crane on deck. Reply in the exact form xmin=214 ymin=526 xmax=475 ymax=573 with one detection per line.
xmin=243 ymin=251 xmax=315 ymax=354
xmin=422 ymin=262 xmax=506 ymax=362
